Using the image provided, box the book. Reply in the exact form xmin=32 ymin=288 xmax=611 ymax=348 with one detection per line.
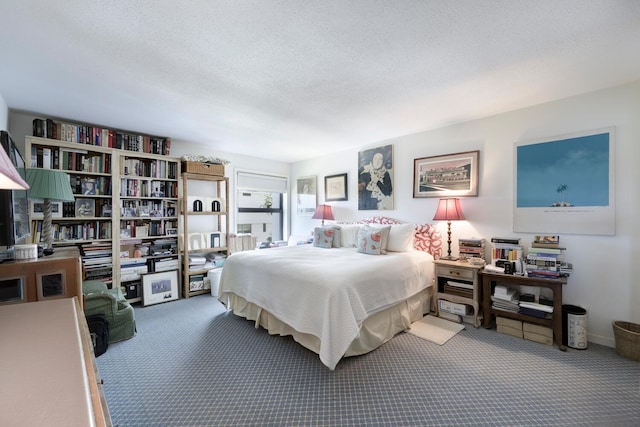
xmin=491 ymin=237 xmax=521 ymax=245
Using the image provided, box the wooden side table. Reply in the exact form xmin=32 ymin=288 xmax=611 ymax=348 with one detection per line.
xmin=434 ymin=259 xmax=483 ymax=327
xmin=480 ymin=271 xmax=568 ymax=350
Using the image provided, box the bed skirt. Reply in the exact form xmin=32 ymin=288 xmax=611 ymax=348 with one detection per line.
xmin=222 ymin=286 xmax=433 ymax=362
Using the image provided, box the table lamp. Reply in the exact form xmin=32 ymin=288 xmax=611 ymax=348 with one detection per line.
xmin=433 ymin=197 xmax=465 ymax=261
xmin=26 ymin=169 xmax=75 ymax=255
xmin=312 ymin=204 xmax=334 ymax=226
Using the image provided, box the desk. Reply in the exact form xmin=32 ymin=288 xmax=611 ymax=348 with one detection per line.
xmin=0 ymin=298 xmax=111 ymax=426
xmin=480 ymin=271 xmax=568 ymax=350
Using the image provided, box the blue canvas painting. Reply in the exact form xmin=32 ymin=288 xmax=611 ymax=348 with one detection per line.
xmin=516 ymin=133 xmax=610 ymax=208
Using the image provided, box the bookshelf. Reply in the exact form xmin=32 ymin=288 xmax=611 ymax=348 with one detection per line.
xmin=181 ymin=171 xmax=229 ymax=298
xmin=25 ymin=134 xmax=180 ymax=303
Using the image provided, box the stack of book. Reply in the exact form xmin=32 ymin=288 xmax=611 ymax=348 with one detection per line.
xmin=525 ymin=235 xmax=573 ymax=279
xmin=443 ymin=280 xmax=473 ymax=299
xmin=120 ymin=257 xmax=148 ymax=281
xmin=491 ymin=285 xmax=520 ymax=313
xmin=519 ymin=301 xmax=553 ymax=319
xmin=458 ymin=238 xmax=486 ymax=260
xmin=491 ymin=237 xmax=522 ymax=263
xmin=80 ymin=243 xmax=113 ymax=282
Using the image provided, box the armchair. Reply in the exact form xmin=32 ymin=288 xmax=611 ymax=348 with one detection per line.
xmin=83 ymin=280 xmax=136 ymax=342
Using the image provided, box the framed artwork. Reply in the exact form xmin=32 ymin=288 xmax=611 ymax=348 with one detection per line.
xmin=514 ymin=128 xmax=615 ymax=235
xmin=30 ymin=200 xmax=63 ymax=219
xmin=358 ymin=144 xmax=393 ymax=210
xmin=413 ymin=150 xmax=479 ymax=198
xmin=324 ymin=173 xmax=348 ymax=202
xmin=166 ymin=227 xmax=178 ymax=236
xmin=81 ymin=177 xmax=97 ymax=195
xmin=296 ymin=176 xmax=317 ymax=216
xmin=75 ymin=199 xmax=95 ymax=217
xmin=142 ymin=270 xmax=179 ymax=306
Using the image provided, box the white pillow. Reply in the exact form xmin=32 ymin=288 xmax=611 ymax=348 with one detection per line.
xmin=339 ymin=224 xmax=362 ymax=248
xmin=386 ymin=223 xmax=416 ymax=252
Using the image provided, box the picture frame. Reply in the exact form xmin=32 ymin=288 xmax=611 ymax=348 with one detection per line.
xmin=75 ymin=198 xmax=96 ymax=217
xmin=166 ymin=227 xmax=178 ymax=236
xmin=514 ymin=128 xmax=615 ymax=235
xmin=413 ymin=150 xmax=479 ymax=198
xmin=324 ymin=173 xmax=348 ymax=202
xmin=358 ymin=144 xmax=394 ymax=210
xmin=142 ymin=270 xmax=179 ymax=306
xmin=29 ymin=200 xmax=63 ymax=219
xmin=81 ymin=177 xmax=97 ymax=195
xmin=296 ymin=176 xmax=317 ymax=216
xmin=36 ymin=271 xmax=66 ymax=300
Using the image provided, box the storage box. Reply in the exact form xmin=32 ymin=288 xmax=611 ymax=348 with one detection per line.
xmin=182 ymin=161 xmax=225 ymax=176
xmin=523 ymin=322 xmax=553 ymax=337
xmin=496 ymin=317 xmax=523 ymax=330
xmin=439 ymin=299 xmax=469 ymax=316
xmin=497 ymin=324 xmax=524 ymax=338
xmin=524 ymin=330 xmax=554 ymax=346
xmin=124 ymin=283 xmax=140 ymax=299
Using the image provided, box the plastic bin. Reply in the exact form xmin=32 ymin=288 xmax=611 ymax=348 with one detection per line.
xmin=562 ymin=305 xmax=588 ymax=349
xmin=208 ymin=268 xmax=222 ymax=297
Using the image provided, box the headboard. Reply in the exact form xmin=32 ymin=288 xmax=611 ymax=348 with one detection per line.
xmin=357 ymin=216 xmax=443 ymax=259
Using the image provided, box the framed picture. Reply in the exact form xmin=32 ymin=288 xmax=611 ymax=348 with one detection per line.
xmin=81 ymin=177 xmax=97 ymax=195
xmin=166 ymin=227 xmax=178 ymax=236
xmin=358 ymin=144 xmax=393 ymax=210
xmin=138 ymin=205 xmax=150 ymax=217
xmin=142 ymin=270 xmax=179 ymax=306
xmin=514 ymin=128 xmax=615 ymax=235
xmin=324 ymin=173 xmax=348 ymax=202
xmin=36 ymin=271 xmax=66 ymax=300
xmin=413 ymin=150 xmax=479 ymax=198
xmin=75 ymin=198 xmax=96 ymax=217
xmin=296 ymin=176 xmax=317 ymax=216
xmin=29 ymin=200 xmax=63 ymax=219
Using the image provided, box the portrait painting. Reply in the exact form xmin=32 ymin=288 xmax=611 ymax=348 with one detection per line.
xmin=358 ymin=144 xmax=393 ymax=210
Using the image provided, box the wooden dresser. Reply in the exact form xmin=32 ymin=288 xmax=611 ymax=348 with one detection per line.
xmin=0 ymin=297 xmax=112 ymax=426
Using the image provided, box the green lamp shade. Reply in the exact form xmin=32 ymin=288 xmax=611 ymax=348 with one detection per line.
xmin=26 ymin=169 xmax=75 ymax=201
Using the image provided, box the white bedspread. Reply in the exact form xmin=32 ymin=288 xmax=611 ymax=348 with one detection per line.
xmin=218 ymin=245 xmax=434 ymax=369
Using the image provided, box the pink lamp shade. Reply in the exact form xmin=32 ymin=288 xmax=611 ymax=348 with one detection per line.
xmin=0 ymin=143 xmax=29 ymax=190
xmin=432 ymin=198 xmax=465 ymax=221
xmin=312 ymin=204 xmax=334 ymax=225
xmin=433 ymin=198 xmax=465 ymax=260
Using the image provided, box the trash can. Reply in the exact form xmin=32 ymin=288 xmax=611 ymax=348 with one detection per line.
xmin=562 ymin=304 xmax=588 ymax=349
xmin=208 ymin=268 xmax=222 ymax=297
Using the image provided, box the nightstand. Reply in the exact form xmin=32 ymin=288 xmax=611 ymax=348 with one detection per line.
xmin=434 ymin=259 xmax=483 ymax=328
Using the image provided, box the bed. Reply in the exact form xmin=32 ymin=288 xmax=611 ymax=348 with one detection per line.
xmin=218 ymin=217 xmax=442 ymax=370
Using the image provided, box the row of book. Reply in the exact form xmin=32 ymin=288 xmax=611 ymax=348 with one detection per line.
xmin=33 ymin=118 xmax=172 ymax=155
xmin=31 ymin=145 xmax=112 ymax=174
xmin=32 ymin=220 xmax=113 ymax=244
xmin=120 ymin=178 xmax=179 ymax=198
xmin=120 ymin=157 xmax=178 ymax=179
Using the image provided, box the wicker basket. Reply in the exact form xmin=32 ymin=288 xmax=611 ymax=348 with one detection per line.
xmin=612 ymin=321 xmax=640 ymax=362
xmin=182 ymin=161 xmax=225 ymax=176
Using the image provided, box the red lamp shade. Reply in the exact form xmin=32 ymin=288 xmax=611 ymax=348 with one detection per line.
xmin=312 ymin=204 xmax=334 ymax=225
xmin=432 ymin=198 xmax=465 ymax=221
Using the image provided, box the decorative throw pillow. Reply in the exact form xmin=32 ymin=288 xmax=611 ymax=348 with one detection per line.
xmin=363 ymin=224 xmax=391 ymax=254
xmin=356 ymin=225 xmax=391 ymax=255
xmin=386 ymin=223 xmax=416 ymax=252
xmin=313 ymin=227 xmax=334 ymax=248
xmin=320 ymin=225 xmax=342 ymax=248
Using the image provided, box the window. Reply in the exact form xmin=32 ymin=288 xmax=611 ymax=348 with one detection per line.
xmin=236 ymin=171 xmax=288 ymax=245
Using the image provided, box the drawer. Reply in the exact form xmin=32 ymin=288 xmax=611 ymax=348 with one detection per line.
xmin=435 ymin=265 xmax=475 ymax=281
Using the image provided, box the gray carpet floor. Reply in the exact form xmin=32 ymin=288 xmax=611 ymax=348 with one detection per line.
xmin=96 ymin=295 xmax=640 ymax=426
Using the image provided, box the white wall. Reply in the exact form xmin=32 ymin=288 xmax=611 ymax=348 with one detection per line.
xmin=291 ymin=80 xmax=640 ymax=347
xmin=0 ymin=94 xmax=7 ymax=130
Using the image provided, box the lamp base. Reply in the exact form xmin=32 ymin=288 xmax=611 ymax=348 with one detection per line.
xmin=43 ymin=247 xmax=55 ymax=256
xmin=439 ymin=255 xmax=459 ymax=261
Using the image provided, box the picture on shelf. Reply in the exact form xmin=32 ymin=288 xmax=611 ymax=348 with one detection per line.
xmin=142 ymin=270 xmax=179 ymax=306
xmin=166 ymin=228 xmax=178 ymax=236
xmin=30 ymin=200 xmax=63 ymax=219
xmin=101 ymin=204 xmax=112 ymax=217
xmin=121 ymin=207 xmax=136 ymax=217
xmin=81 ymin=177 xmax=97 ymax=195
xmin=138 ymin=205 xmax=150 ymax=217
xmin=75 ymin=199 xmax=95 ymax=217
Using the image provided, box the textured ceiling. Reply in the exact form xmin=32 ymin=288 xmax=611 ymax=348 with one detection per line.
xmin=1 ymin=1 xmax=640 ymax=162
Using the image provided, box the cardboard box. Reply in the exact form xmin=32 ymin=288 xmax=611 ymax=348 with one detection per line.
xmin=497 ymin=324 xmax=524 ymax=338
xmin=524 ymin=331 xmax=554 ymax=346
xmin=523 ymin=322 xmax=553 ymax=337
xmin=496 ymin=317 xmax=523 ymax=330
xmin=439 ymin=299 xmax=469 ymax=316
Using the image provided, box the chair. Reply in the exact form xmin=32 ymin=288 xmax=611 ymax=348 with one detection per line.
xmin=83 ymin=280 xmax=136 ymax=343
